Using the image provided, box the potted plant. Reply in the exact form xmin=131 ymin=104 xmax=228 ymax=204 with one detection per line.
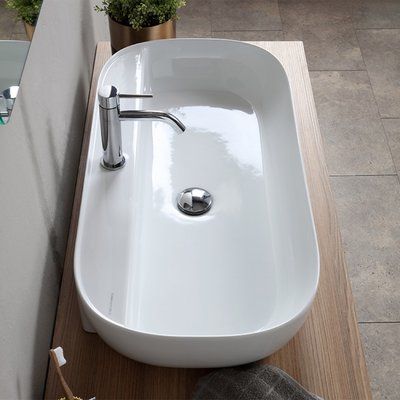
xmin=6 ymin=0 xmax=42 ymax=41
xmin=95 ymin=0 xmax=186 ymax=53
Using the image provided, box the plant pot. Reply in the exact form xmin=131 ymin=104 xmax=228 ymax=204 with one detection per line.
xmin=108 ymin=16 xmax=176 ymax=53
xmin=23 ymin=21 xmax=35 ymax=41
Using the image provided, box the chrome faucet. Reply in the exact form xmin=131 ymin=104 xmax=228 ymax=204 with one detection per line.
xmin=98 ymin=85 xmax=186 ymax=170
xmin=0 ymin=86 xmax=19 ymax=122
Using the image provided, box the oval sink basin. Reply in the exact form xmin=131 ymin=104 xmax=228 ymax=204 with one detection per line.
xmin=75 ymin=39 xmax=319 ymax=368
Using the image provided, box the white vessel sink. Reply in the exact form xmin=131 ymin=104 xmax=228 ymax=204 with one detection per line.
xmin=75 ymin=39 xmax=319 ymax=368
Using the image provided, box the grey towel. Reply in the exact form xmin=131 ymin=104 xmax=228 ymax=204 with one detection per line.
xmin=192 ymin=364 xmax=323 ymax=400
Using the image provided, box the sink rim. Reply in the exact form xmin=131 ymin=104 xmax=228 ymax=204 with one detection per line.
xmin=74 ymin=38 xmax=320 ymax=341
xmin=75 ymin=280 xmax=319 ymax=339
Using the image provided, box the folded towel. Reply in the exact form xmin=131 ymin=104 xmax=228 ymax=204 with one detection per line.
xmin=192 ymin=364 xmax=323 ymax=400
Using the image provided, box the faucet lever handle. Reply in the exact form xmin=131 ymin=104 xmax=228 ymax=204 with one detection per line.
xmin=119 ymin=93 xmax=153 ymax=99
xmin=98 ymin=85 xmax=153 ymax=109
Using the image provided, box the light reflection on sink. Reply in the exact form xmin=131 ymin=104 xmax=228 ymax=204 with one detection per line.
xmin=75 ymin=39 xmax=319 ymax=367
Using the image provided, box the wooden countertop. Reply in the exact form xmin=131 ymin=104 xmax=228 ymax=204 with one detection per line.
xmin=44 ymin=41 xmax=371 ymax=400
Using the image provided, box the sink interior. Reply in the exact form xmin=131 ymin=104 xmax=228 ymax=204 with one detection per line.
xmin=76 ymin=39 xmax=319 ymax=338
xmin=123 ymin=90 xmax=275 ymax=336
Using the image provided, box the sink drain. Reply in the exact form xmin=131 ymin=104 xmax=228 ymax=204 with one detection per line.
xmin=177 ymin=188 xmax=212 ymax=216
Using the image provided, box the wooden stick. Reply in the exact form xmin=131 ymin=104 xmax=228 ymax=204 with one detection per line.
xmin=49 ymin=350 xmax=74 ymax=400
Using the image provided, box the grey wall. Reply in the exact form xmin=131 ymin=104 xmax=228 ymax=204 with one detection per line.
xmin=0 ymin=1 xmax=108 ymax=398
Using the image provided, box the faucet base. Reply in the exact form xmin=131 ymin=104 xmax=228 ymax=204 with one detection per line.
xmin=100 ymin=155 xmax=126 ymax=171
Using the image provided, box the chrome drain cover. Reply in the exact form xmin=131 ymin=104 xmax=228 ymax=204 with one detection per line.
xmin=177 ymin=188 xmax=212 ymax=216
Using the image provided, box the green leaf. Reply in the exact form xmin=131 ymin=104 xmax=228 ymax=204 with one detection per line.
xmin=6 ymin=0 xmax=43 ymax=25
xmin=94 ymin=0 xmax=186 ymax=30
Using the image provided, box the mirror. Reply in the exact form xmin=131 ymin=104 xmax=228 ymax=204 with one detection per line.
xmin=0 ymin=0 xmax=43 ymax=124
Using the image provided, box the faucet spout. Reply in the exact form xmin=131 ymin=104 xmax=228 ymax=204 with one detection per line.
xmin=98 ymin=85 xmax=186 ymax=170
xmin=119 ymin=110 xmax=186 ymax=133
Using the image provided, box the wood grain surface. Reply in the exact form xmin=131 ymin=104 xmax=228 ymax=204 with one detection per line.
xmin=44 ymin=41 xmax=371 ymax=400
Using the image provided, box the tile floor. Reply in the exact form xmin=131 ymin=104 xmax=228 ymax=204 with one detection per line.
xmin=0 ymin=0 xmax=399 ymax=398
xmin=178 ymin=1 xmax=400 ymax=399
xmin=0 ymin=0 xmax=27 ymax=40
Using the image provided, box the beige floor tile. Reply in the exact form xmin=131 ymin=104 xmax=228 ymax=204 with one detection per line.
xmin=10 ymin=32 xmax=29 ymax=41
xmin=357 ymin=29 xmax=400 ymax=118
xmin=0 ymin=27 xmax=12 ymax=40
xmin=212 ymin=31 xmax=283 ymax=41
xmin=360 ymin=323 xmax=400 ymax=400
xmin=12 ymin=20 xmax=26 ymax=35
xmin=331 ymin=176 xmax=400 ymax=322
xmin=383 ymin=119 xmax=400 ymax=174
xmin=0 ymin=6 xmax=18 ymax=40
xmin=280 ymin=0 xmax=364 ymax=70
xmin=279 ymin=0 xmax=352 ymax=26
xmin=177 ymin=0 xmax=211 ymax=37
xmin=311 ymin=71 xmax=394 ymax=175
xmin=284 ymin=24 xmax=364 ymax=70
xmin=352 ymin=0 xmax=400 ymax=29
xmin=211 ymin=0 xmax=282 ymax=31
